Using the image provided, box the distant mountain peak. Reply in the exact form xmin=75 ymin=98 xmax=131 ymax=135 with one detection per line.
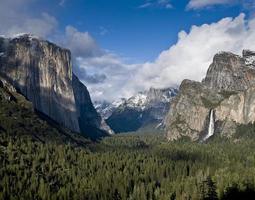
xmin=123 ymin=87 xmax=178 ymax=111
xmin=95 ymin=87 xmax=178 ymax=133
xmin=12 ymin=33 xmax=42 ymax=40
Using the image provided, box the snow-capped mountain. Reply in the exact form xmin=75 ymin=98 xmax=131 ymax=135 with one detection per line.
xmin=124 ymin=87 xmax=178 ymax=110
xmin=94 ymin=87 xmax=178 ymax=133
xmin=94 ymin=98 xmax=126 ymax=119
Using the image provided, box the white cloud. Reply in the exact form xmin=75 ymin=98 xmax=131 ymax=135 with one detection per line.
xmin=187 ymin=0 xmax=236 ymax=10
xmin=1 ymin=0 xmax=255 ymax=103
xmin=6 ymin=13 xmax=58 ymax=38
xmin=67 ymin=14 xmax=255 ymax=102
xmin=0 ymin=0 xmax=58 ymax=37
xmin=64 ymin=26 xmax=102 ymax=58
xmin=186 ymin=0 xmax=255 ymax=11
xmin=123 ymin=13 xmax=255 ymax=96
xmin=76 ymin=51 xmax=138 ymax=99
xmin=59 ymin=26 xmax=137 ymax=100
xmin=138 ymin=0 xmax=173 ymax=9
xmin=158 ymin=0 xmax=173 ymax=9
xmin=138 ymin=2 xmax=153 ymax=8
xmin=77 ymin=55 xmax=137 ymax=100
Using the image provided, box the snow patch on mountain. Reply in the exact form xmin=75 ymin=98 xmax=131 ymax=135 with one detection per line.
xmin=121 ymin=87 xmax=178 ymax=111
xmin=95 ymin=87 xmax=178 ymax=120
xmin=94 ymin=98 xmax=126 ymax=119
xmin=12 ymin=33 xmax=42 ymax=41
xmin=243 ymin=50 xmax=255 ymax=68
xmin=101 ymin=87 xmax=178 ymax=133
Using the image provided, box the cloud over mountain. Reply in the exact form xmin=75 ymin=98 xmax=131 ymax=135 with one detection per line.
xmin=0 ymin=0 xmax=58 ymax=37
xmin=125 ymin=14 xmax=255 ymax=95
xmin=69 ymin=13 xmax=255 ymax=102
xmin=1 ymin=1 xmax=255 ymax=102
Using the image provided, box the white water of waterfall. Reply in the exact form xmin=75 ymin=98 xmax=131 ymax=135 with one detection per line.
xmin=204 ymin=110 xmax=215 ymax=141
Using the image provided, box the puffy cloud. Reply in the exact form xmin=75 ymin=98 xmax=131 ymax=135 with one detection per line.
xmin=186 ymin=0 xmax=236 ymax=10
xmin=67 ymin=14 xmax=255 ymax=102
xmin=60 ymin=26 xmax=137 ymax=100
xmin=0 ymin=0 xmax=58 ymax=37
xmin=64 ymin=26 xmax=103 ymax=58
xmin=75 ymin=68 xmax=107 ymax=84
xmin=74 ymin=53 xmax=137 ymax=100
xmin=1 ymin=0 xmax=255 ymax=103
xmin=123 ymin=13 xmax=255 ymax=96
xmin=6 ymin=13 xmax=58 ymax=38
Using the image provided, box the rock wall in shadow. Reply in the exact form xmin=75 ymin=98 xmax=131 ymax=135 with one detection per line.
xmin=0 ymin=34 xmax=110 ymax=139
xmin=0 ymin=77 xmax=90 ymax=146
xmin=72 ymin=74 xmax=111 ymax=139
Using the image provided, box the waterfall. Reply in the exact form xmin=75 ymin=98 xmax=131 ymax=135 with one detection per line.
xmin=204 ymin=109 xmax=215 ymax=141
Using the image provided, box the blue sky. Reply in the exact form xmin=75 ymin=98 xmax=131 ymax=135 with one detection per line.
xmin=40 ymin=0 xmax=247 ymax=62
xmin=1 ymin=0 xmax=255 ymax=101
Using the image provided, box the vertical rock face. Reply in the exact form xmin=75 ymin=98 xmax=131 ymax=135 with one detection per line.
xmin=214 ymin=85 xmax=255 ymax=135
xmin=165 ymin=50 xmax=255 ymax=141
xmin=0 ymin=34 xmax=110 ymax=137
xmin=164 ymin=80 xmax=222 ymax=140
xmin=72 ymin=74 xmax=101 ymax=130
xmin=202 ymin=52 xmax=255 ymax=91
xmin=72 ymin=74 xmax=113 ymax=138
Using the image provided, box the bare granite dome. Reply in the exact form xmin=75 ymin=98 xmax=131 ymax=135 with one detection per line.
xmin=202 ymin=51 xmax=255 ymax=91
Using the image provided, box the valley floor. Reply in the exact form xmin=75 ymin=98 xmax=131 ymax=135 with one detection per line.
xmin=1 ymin=130 xmax=255 ymax=200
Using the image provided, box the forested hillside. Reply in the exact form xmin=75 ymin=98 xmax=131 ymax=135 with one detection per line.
xmin=0 ymin=76 xmax=92 ymax=148
xmin=1 ymin=75 xmax=255 ymax=199
xmin=1 ymin=131 xmax=255 ymax=200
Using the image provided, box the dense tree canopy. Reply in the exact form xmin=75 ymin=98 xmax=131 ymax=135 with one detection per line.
xmin=1 ymin=131 xmax=255 ymax=200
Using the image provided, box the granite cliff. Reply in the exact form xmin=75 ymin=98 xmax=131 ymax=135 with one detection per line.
xmin=0 ymin=34 xmax=110 ymax=139
xmin=0 ymin=76 xmax=90 ymax=146
xmin=165 ymin=50 xmax=255 ymax=141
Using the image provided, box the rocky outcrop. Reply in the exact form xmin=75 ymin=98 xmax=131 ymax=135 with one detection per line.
xmin=202 ymin=51 xmax=255 ymax=91
xmin=165 ymin=50 xmax=255 ymax=141
xmin=105 ymin=87 xmax=178 ymax=133
xmin=214 ymin=85 xmax=255 ymax=136
xmin=0 ymin=34 xmax=110 ymax=138
xmin=164 ymin=80 xmax=225 ymax=140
